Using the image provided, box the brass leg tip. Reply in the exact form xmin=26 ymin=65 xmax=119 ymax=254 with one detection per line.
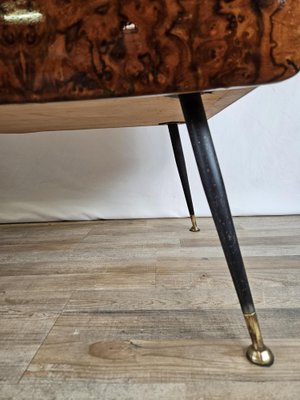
xmin=190 ymin=216 xmax=200 ymax=232
xmin=246 ymin=344 xmax=274 ymax=367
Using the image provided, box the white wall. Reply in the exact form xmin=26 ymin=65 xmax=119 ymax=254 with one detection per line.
xmin=0 ymin=74 xmax=299 ymax=223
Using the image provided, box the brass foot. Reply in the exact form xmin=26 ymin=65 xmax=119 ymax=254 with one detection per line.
xmin=246 ymin=344 xmax=274 ymax=367
xmin=190 ymin=215 xmax=200 ymax=232
xmin=244 ymin=312 xmax=274 ymax=367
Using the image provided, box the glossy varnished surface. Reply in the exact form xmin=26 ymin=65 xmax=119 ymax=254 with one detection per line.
xmin=0 ymin=0 xmax=299 ymax=104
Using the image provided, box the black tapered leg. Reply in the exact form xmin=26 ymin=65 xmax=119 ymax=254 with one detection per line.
xmin=168 ymin=123 xmax=200 ymax=232
xmin=179 ymin=93 xmax=274 ymax=366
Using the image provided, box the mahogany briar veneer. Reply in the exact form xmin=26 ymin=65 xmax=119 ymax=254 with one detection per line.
xmin=0 ymin=0 xmax=299 ymax=368
xmin=0 ymin=0 xmax=299 ymax=103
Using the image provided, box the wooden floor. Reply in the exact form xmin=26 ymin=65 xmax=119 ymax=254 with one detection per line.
xmin=0 ymin=216 xmax=300 ymax=399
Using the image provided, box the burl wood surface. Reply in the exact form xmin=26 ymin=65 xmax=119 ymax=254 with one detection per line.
xmin=0 ymin=0 xmax=299 ymax=104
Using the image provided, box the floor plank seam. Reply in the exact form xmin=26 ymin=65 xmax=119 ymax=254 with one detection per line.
xmin=16 ymin=293 xmax=74 ymax=384
xmin=61 ymin=308 xmax=241 ymax=315
xmin=1 ymin=217 xmax=299 ymax=394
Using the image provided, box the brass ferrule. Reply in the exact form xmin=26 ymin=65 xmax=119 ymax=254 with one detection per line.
xmin=190 ymin=215 xmax=200 ymax=232
xmin=244 ymin=312 xmax=265 ymax=350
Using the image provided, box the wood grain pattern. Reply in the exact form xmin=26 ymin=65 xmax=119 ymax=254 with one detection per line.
xmin=0 ymin=0 xmax=299 ymax=104
xmin=1 ymin=382 xmax=300 ymax=400
xmin=0 ymin=88 xmax=253 ymax=133
xmin=1 ymin=216 xmax=300 ymax=398
xmin=0 ymin=290 xmax=71 ymax=383
xmin=24 ymin=339 xmax=300 ymax=382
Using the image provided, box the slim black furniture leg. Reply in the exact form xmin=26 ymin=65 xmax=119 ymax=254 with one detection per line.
xmin=179 ymin=93 xmax=274 ymax=366
xmin=168 ymin=123 xmax=200 ymax=232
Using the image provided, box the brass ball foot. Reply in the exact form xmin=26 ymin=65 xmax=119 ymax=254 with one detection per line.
xmin=246 ymin=344 xmax=274 ymax=367
xmin=190 ymin=215 xmax=200 ymax=232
